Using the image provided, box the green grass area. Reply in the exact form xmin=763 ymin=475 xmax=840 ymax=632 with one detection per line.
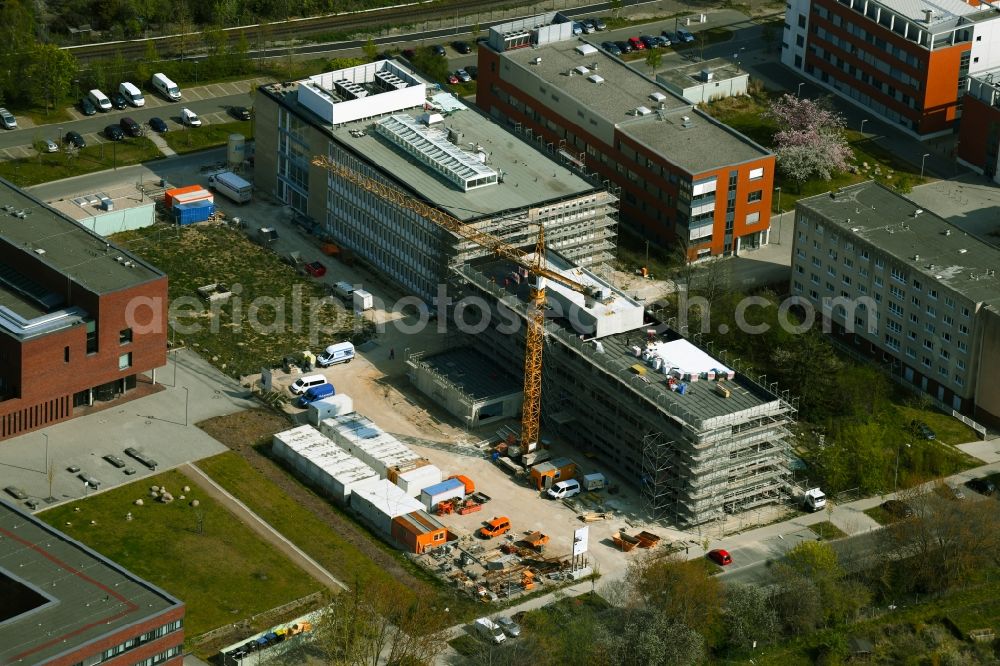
xmin=24 ymin=105 xmax=75 ymax=126
xmin=0 ymin=138 xmax=163 ymax=187
xmin=862 ymin=505 xmax=895 ymax=525
xmin=448 ymin=634 xmax=481 ymax=657
xmin=808 ymin=521 xmax=848 ymax=540
xmin=38 ymin=469 xmax=321 ymax=639
xmin=162 ymin=120 xmax=252 ymax=154
xmin=112 ymin=224 xmax=361 ymax=378
xmin=895 ymin=404 xmax=978 ymax=446
xmin=194 ymin=452 xmax=481 ymax=630
xmin=703 ymin=92 xmax=926 ymax=212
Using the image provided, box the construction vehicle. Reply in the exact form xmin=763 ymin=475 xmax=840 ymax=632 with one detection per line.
xmin=802 ymin=487 xmax=827 ymax=512
xmin=311 ymin=155 xmax=604 ymax=454
xmin=479 ymin=516 xmax=512 ymax=539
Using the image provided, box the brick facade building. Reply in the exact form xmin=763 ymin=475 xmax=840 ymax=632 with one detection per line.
xmin=957 ymin=67 xmax=1000 ymax=180
xmin=475 ymin=14 xmax=776 ymax=260
xmin=0 ymin=178 xmax=167 ymax=441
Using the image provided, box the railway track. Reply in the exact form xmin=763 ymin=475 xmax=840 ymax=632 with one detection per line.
xmin=64 ymin=0 xmax=520 ymax=62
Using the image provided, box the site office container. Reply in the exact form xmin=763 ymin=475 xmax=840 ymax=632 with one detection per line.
xmin=164 ymin=185 xmax=203 ymax=208
xmin=530 ymin=457 xmax=577 ymax=490
xmin=391 ymin=509 xmax=449 ymax=553
xmin=172 ymin=189 xmax=214 ymax=207
xmin=349 ymin=478 xmax=423 ymax=535
xmin=389 ymin=460 xmax=442 ymax=497
xmin=420 ymin=477 xmax=466 ymax=511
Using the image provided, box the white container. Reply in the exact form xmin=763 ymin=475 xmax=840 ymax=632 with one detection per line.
xmin=352 ymin=289 xmax=374 ymax=311
xmin=582 ymin=472 xmax=606 ymax=491
xmin=308 ymin=394 xmax=354 ymax=426
xmin=396 ymin=464 xmax=442 ymax=497
xmin=350 ymin=478 xmax=423 ymax=534
xmin=420 ymin=478 xmax=465 ymax=511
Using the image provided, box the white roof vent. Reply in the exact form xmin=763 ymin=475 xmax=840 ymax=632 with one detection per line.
xmin=913 ymin=209 xmax=923 ymax=217
xmin=421 ymin=112 xmax=444 ymax=125
xmin=635 ymin=106 xmax=652 ymax=116
xmin=944 ymin=229 xmax=952 ymax=236
xmin=587 ymin=74 xmax=605 ymax=84
xmin=649 ymin=92 xmax=666 ymax=102
xmin=575 ymin=44 xmax=598 ymax=55
xmin=531 ymin=57 xmax=542 ymax=65
xmin=958 ymin=248 xmax=968 ymax=254
xmin=574 ymin=65 xmax=590 ymax=75
xmin=34 ymin=248 xmax=46 ymax=255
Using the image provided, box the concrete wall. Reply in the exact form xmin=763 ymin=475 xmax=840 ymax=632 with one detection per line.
xmin=76 ymin=202 xmax=156 ymax=236
xmin=667 ymin=73 xmax=749 ymax=104
xmin=974 ymin=307 xmax=1000 ymax=426
xmin=407 ymin=361 xmax=522 ymax=428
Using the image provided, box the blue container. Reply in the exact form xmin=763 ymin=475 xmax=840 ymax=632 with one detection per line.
xmin=677 ymin=383 xmax=687 ymax=395
xmin=174 ymin=200 xmax=215 ymax=225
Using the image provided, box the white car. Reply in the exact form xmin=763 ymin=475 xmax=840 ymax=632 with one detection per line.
xmin=43 ymin=139 xmax=59 ymax=153
xmin=180 ymin=108 xmax=202 ymax=127
xmin=0 ymin=107 xmax=16 ymax=130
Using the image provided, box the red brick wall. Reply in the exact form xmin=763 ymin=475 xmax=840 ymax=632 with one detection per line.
xmin=33 ymin=605 xmax=184 ymax=666
xmin=957 ymin=94 xmax=1000 ymax=169
xmin=0 ymin=276 xmax=167 ymax=439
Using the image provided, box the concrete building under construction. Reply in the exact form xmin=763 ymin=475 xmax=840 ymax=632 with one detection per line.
xmin=254 ymin=60 xmax=619 ymax=301
xmin=441 ymin=254 xmax=796 ymax=527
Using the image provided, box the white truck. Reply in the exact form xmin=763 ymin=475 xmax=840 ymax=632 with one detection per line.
xmin=152 ymin=72 xmax=181 ymax=100
xmin=802 ymin=487 xmax=827 ymax=512
xmin=473 ymin=617 xmax=506 ymax=645
xmin=207 ymin=171 xmax=252 ymax=204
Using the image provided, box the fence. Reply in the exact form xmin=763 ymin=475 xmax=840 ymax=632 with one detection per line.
xmin=189 ymin=591 xmax=326 ymax=649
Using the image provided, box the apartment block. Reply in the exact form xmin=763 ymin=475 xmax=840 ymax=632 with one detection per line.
xmin=783 ymin=0 xmax=1000 ymax=137
xmin=790 ymin=181 xmax=1000 ymax=425
xmin=476 ymin=13 xmax=775 ymax=259
xmin=957 ymin=67 xmax=1000 ymax=180
xmin=254 ymin=60 xmax=618 ymax=302
xmin=0 ymin=178 xmax=168 ymax=441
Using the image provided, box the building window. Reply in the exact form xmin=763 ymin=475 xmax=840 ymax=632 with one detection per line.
xmin=749 ymin=167 xmax=764 ymax=180
xmin=798 ymin=14 xmax=807 ymax=27
xmin=961 ymin=306 xmax=970 ymax=317
xmin=85 ymin=319 xmax=98 ymax=355
xmin=747 ymin=190 xmax=763 ymax=202
xmin=119 ymin=328 xmax=133 ymax=345
xmin=64 ymin=346 xmax=70 ymax=363
xmin=891 ymin=267 xmax=906 ymax=283
xmin=875 ymin=257 xmax=884 ymax=269
xmin=922 ymin=356 xmax=932 ymax=368
xmin=118 ymin=353 xmax=132 ymax=371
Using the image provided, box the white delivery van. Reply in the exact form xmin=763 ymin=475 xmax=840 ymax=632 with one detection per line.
xmin=332 ymin=281 xmax=356 ymax=301
xmin=289 ymin=374 xmax=327 ymax=395
xmin=317 ymin=342 xmax=355 ymax=367
xmin=87 ymin=89 xmax=112 ymax=111
xmin=473 ymin=618 xmax=506 ymax=645
xmin=180 ymin=108 xmax=201 ymax=126
xmin=151 ymin=73 xmax=181 ymax=100
xmin=546 ymin=478 xmax=581 ymax=500
xmin=118 ymin=81 xmax=145 ymax=107
xmin=207 ymin=170 xmax=252 ymax=203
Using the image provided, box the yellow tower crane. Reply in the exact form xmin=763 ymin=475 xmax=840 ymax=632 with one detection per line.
xmin=311 ymin=155 xmax=598 ymax=450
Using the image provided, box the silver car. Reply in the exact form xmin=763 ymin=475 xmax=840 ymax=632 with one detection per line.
xmin=496 ymin=616 xmax=521 ymax=638
xmin=44 ymin=139 xmax=59 ymax=152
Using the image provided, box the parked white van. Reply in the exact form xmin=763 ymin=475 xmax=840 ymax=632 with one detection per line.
xmin=180 ymin=108 xmax=201 ymax=126
xmin=546 ymin=478 xmax=581 ymax=500
xmin=289 ymin=374 xmax=327 ymax=395
xmin=118 ymin=81 xmax=145 ymax=107
xmin=317 ymin=342 xmax=355 ymax=367
xmin=473 ymin=618 xmax=506 ymax=645
xmin=151 ymin=72 xmax=181 ymax=100
xmin=87 ymin=89 xmax=112 ymax=111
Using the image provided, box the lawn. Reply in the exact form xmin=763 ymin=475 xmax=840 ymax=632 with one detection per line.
xmin=163 ymin=119 xmax=253 ymax=154
xmin=111 ymin=224 xmax=361 ymax=378
xmin=38 ymin=469 xmax=321 ymax=639
xmin=895 ymin=404 xmax=978 ymax=446
xmin=194 ymin=450 xmax=481 ymax=630
xmin=0 ymin=137 xmax=163 ymax=187
xmin=703 ymin=91 xmax=926 ymax=212
xmin=863 ymin=505 xmax=896 ymax=525
xmin=808 ymin=521 xmax=848 ymax=540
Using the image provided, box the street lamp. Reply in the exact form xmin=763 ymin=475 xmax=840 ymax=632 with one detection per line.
xmin=797 ymin=82 xmax=805 ymax=97
xmin=894 ymin=442 xmax=911 ymax=493
xmin=774 ymin=185 xmax=782 ymax=213
xmin=860 ymin=118 xmax=868 ymax=136
xmin=920 ymin=153 xmax=930 ymax=179
xmin=183 ymin=386 xmax=189 ymax=426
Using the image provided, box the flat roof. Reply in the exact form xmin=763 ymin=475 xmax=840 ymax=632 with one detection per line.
xmin=656 ymin=57 xmax=745 ymax=91
xmin=261 ymin=73 xmax=600 ymax=222
xmin=45 ymin=184 xmax=155 ymax=224
xmin=0 ymin=500 xmax=181 ymax=665
xmin=499 ymin=38 xmax=771 ymax=174
xmin=872 ymin=0 xmax=987 ymax=30
xmin=798 ymin=181 xmax=1000 ymax=306
xmin=420 ymin=347 xmax=522 ymax=401
xmin=0 ymin=178 xmax=163 ymax=296
xmin=351 ymin=479 xmax=424 ymax=518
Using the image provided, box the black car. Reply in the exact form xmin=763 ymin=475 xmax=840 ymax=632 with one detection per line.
xmin=661 ymin=30 xmax=678 ymax=44
xmin=119 ymin=117 xmax=142 ymax=137
xmin=601 ymin=41 xmax=622 ymax=56
xmin=465 ymin=65 xmax=478 ymax=80
xmin=148 ymin=117 xmax=168 ymax=133
xmin=615 ymin=40 xmax=633 ymax=54
xmin=79 ymin=97 xmax=97 ymax=116
xmin=112 ymin=92 xmax=128 ymax=110
xmin=966 ymin=476 xmax=997 ymax=496
xmin=229 ymin=105 xmax=251 ymax=121
xmin=910 ymin=419 xmax=936 ymax=440
xmin=880 ymin=499 xmax=915 ymax=519
xmin=431 ymin=44 xmax=447 ymax=57
xmin=64 ymin=130 xmax=86 ymax=148
xmin=104 ymin=124 xmax=124 ymax=140
xmin=452 ymin=41 xmax=471 ymax=54
xmin=640 ymin=35 xmax=660 ymax=49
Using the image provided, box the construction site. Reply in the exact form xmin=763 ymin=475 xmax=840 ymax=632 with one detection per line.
xmin=236 ymin=56 xmax=800 ymax=599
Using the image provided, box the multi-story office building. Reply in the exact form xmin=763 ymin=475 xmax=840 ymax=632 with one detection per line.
xmin=254 ymin=60 xmax=618 ymax=302
xmin=476 ymin=14 xmax=776 ymax=259
xmin=0 ymin=179 xmax=167 ymax=441
xmin=0 ymin=499 xmax=185 ymax=666
xmin=791 ymin=181 xmax=1000 ymax=425
xmin=957 ymin=67 xmax=1000 ymax=180
xmin=783 ymin=0 xmax=1000 ymax=137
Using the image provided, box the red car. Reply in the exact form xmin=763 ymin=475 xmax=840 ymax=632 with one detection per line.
xmin=708 ymin=549 xmax=733 ymax=566
xmin=305 ymin=261 xmax=327 ymax=277
xmin=447 ymin=73 xmax=460 ymax=84
xmin=628 ymin=36 xmax=646 ymax=51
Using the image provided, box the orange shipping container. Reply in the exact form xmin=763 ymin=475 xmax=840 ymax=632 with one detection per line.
xmin=164 ymin=185 xmax=203 ymax=208
xmin=447 ymin=474 xmax=475 ymax=495
xmin=391 ymin=510 xmax=449 ymax=554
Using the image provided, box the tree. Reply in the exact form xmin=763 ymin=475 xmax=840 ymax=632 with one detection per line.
xmin=28 ymin=44 xmax=77 ymax=112
xmin=723 ymin=584 xmax=778 ymax=651
xmin=645 ymin=48 xmax=662 ymax=74
xmin=610 ymin=0 xmax=623 ymax=19
xmin=766 ymin=94 xmax=851 ymax=188
xmin=598 ymin=608 xmax=705 ymax=666
xmin=363 ymin=36 xmax=378 ymax=62
xmin=627 ymin=553 xmax=723 ymax=638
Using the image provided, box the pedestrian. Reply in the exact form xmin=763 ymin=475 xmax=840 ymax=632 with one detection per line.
xmin=389 ymin=347 xmax=395 ymax=360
